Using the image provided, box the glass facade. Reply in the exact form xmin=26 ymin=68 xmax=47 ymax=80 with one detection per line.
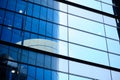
xmin=0 ymin=0 xmax=120 ymax=80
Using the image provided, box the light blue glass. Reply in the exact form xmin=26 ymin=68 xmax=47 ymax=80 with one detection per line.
xmin=109 ymin=54 xmax=120 ymax=69
xmin=70 ymin=75 xmax=92 ymax=80
xmin=107 ymin=39 xmax=120 ymax=54
xmin=103 ymin=16 xmax=117 ymax=26
xmin=68 ymin=5 xmax=103 ymax=22
xmin=69 ymin=43 xmax=109 ymax=65
xmin=69 ymin=28 xmax=107 ymax=51
xmin=105 ymin=25 xmax=119 ymax=40
xmin=101 ymin=0 xmax=113 ymax=4
xmin=69 ymin=61 xmax=111 ymax=80
xmin=68 ymin=15 xmax=105 ymax=36
xmin=67 ymin=0 xmax=101 ymax=10
xmin=102 ymin=3 xmax=114 ymax=14
xmin=111 ymin=71 xmax=120 ymax=80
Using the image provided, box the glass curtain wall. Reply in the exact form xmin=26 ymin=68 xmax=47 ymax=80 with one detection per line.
xmin=0 ymin=0 xmax=120 ymax=80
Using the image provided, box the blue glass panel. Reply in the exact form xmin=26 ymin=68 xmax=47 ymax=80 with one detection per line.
xmin=4 ymin=11 xmax=14 ymax=26
xmin=1 ymin=27 xmax=12 ymax=42
xmin=46 ymin=22 xmax=53 ymax=37
xmin=44 ymin=70 xmax=52 ymax=80
xmin=0 ymin=44 xmax=9 ymax=55
xmin=30 ymin=33 xmax=38 ymax=39
xmin=21 ymin=50 xmax=28 ymax=63
xmin=47 ymin=8 xmax=53 ymax=21
xmin=11 ymin=29 xmax=22 ymax=43
xmin=9 ymin=47 xmax=18 ymax=61
xmin=45 ymin=55 xmax=51 ymax=68
xmin=53 ymin=24 xmax=59 ymax=39
xmin=0 ymin=10 xmax=5 ymax=24
xmin=33 ymin=5 xmax=40 ymax=18
xmin=36 ymin=68 xmax=43 ymax=80
xmin=16 ymin=0 xmax=26 ymax=13
xmin=27 ymin=3 xmax=33 ymax=16
xmin=23 ymin=32 xmax=30 ymax=40
xmin=28 ymin=52 xmax=36 ymax=65
xmin=14 ymin=14 xmax=23 ymax=29
xmin=48 ymin=0 xmax=54 ymax=8
xmin=25 ymin=17 xmax=32 ymax=31
xmin=7 ymin=0 xmax=16 ymax=11
xmin=27 ymin=66 xmax=36 ymax=80
xmin=0 ymin=0 xmax=7 ymax=8
xmin=40 ymin=6 xmax=47 ymax=20
xmin=39 ymin=20 xmax=46 ymax=35
xmin=41 ymin=0 xmax=47 ymax=6
xmin=36 ymin=53 xmax=44 ymax=67
xmin=32 ymin=18 xmax=39 ymax=33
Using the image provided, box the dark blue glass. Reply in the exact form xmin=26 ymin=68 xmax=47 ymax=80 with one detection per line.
xmin=40 ymin=6 xmax=47 ymax=20
xmin=45 ymin=55 xmax=51 ymax=68
xmin=36 ymin=68 xmax=43 ymax=80
xmin=11 ymin=29 xmax=22 ymax=43
xmin=39 ymin=20 xmax=46 ymax=35
xmin=27 ymin=66 xmax=36 ymax=80
xmin=36 ymin=53 xmax=44 ymax=67
xmin=7 ymin=0 xmax=16 ymax=11
xmin=27 ymin=3 xmax=33 ymax=16
xmin=1 ymin=26 xmax=12 ymax=42
xmin=0 ymin=10 xmax=5 ymax=24
xmin=46 ymin=22 xmax=53 ymax=37
xmin=28 ymin=52 xmax=36 ymax=65
xmin=47 ymin=8 xmax=53 ymax=21
xmin=0 ymin=0 xmax=7 ymax=8
xmin=16 ymin=0 xmax=26 ymax=13
xmin=14 ymin=14 xmax=22 ymax=29
xmin=44 ymin=70 xmax=52 ymax=80
xmin=32 ymin=18 xmax=39 ymax=33
xmin=25 ymin=17 xmax=32 ymax=31
xmin=30 ymin=33 xmax=38 ymax=39
xmin=33 ymin=5 xmax=40 ymax=18
xmin=21 ymin=50 xmax=28 ymax=63
xmin=23 ymin=32 xmax=30 ymax=40
xmin=4 ymin=11 xmax=14 ymax=26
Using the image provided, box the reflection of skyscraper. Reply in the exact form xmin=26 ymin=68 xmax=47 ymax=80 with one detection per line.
xmin=0 ymin=0 xmax=59 ymax=79
xmin=1 ymin=0 xmax=120 ymax=80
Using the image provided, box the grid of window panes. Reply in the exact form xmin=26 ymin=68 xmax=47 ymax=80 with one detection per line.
xmin=0 ymin=0 xmax=120 ymax=80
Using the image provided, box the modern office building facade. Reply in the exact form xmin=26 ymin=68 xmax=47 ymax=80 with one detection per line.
xmin=0 ymin=0 xmax=120 ymax=80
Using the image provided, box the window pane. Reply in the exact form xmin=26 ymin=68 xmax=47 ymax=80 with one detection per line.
xmin=109 ymin=54 xmax=120 ymax=68
xmin=107 ymin=39 xmax=120 ymax=54
xmin=0 ymin=10 xmax=5 ymax=24
xmin=105 ymin=25 xmax=119 ymax=40
xmin=111 ymin=71 xmax=120 ymax=80
xmin=69 ymin=61 xmax=111 ymax=80
xmin=33 ymin=5 xmax=40 ymax=18
xmin=68 ymin=15 xmax=105 ymax=36
xmin=102 ymin=3 xmax=114 ymax=14
xmin=70 ymin=75 xmax=92 ymax=80
xmin=69 ymin=43 xmax=109 ymax=65
xmin=67 ymin=0 xmax=101 ymax=10
xmin=69 ymin=29 xmax=107 ymax=51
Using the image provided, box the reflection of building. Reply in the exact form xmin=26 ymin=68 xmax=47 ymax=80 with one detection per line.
xmin=0 ymin=0 xmax=120 ymax=80
xmin=0 ymin=0 xmax=59 ymax=80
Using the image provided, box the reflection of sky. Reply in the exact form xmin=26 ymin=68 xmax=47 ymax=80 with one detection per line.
xmin=57 ymin=1 xmax=120 ymax=79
